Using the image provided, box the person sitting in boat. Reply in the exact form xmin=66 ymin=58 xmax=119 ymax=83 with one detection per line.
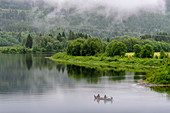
xmin=97 ymin=94 xmax=100 ymax=98
xmin=104 ymin=95 xmax=107 ymax=99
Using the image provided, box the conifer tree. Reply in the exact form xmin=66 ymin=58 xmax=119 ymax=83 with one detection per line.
xmin=26 ymin=34 xmax=33 ymax=48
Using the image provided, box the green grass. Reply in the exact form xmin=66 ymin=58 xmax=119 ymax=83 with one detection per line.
xmin=49 ymin=52 xmax=168 ymax=72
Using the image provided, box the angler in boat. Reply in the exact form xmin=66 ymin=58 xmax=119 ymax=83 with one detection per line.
xmin=94 ymin=94 xmax=113 ymax=101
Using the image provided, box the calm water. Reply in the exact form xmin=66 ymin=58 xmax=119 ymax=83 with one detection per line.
xmin=0 ymin=54 xmax=170 ymax=113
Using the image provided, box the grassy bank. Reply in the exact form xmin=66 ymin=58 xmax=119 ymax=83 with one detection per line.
xmin=0 ymin=46 xmax=58 ymax=54
xmin=144 ymin=65 xmax=170 ymax=85
xmin=0 ymin=46 xmax=32 ymax=54
xmin=49 ymin=52 xmax=168 ymax=72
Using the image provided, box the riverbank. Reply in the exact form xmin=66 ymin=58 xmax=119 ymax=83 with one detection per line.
xmin=0 ymin=46 xmax=58 ymax=54
xmin=139 ymin=80 xmax=170 ymax=87
xmin=49 ymin=52 xmax=167 ymax=72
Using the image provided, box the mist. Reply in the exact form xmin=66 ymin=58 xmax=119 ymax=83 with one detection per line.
xmin=44 ymin=0 xmax=166 ymax=18
xmin=0 ymin=0 xmax=166 ymax=32
xmin=33 ymin=0 xmax=165 ymax=29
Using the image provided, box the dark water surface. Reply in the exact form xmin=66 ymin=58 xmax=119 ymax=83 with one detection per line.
xmin=0 ymin=54 xmax=170 ymax=113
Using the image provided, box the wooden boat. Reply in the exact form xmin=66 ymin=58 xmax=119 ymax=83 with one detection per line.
xmin=94 ymin=95 xmax=113 ymax=101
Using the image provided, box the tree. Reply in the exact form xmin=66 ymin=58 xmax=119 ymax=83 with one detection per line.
xmin=140 ymin=44 xmax=154 ymax=58
xmin=26 ymin=34 xmax=33 ymax=48
xmin=133 ymin=44 xmax=142 ymax=58
xmin=68 ymin=30 xmax=75 ymax=40
xmin=106 ymin=41 xmax=127 ymax=57
xmin=17 ymin=32 xmax=22 ymax=43
xmin=57 ymin=33 xmax=62 ymax=41
xmin=67 ymin=38 xmax=85 ymax=56
xmin=160 ymin=49 xmax=166 ymax=59
xmin=62 ymin=31 xmax=66 ymax=38
xmin=49 ymin=34 xmax=53 ymax=37
xmin=46 ymin=42 xmax=53 ymax=51
xmin=82 ymin=37 xmax=102 ymax=56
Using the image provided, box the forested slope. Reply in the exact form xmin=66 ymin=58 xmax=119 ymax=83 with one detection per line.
xmin=0 ymin=0 xmax=170 ymax=49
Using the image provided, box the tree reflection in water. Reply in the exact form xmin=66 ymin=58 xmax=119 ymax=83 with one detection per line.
xmin=25 ymin=54 xmax=33 ymax=70
xmin=0 ymin=54 xmax=126 ymax=94
xmin=150 ymin=87 xmax=170 ymax=100
xmin=66 ymin=64 xmax=126 ymax=84
xmin=134 ymin=72 xmax=146 ymax=82
xmin=0 ymin=54 xmax=59 ymax=94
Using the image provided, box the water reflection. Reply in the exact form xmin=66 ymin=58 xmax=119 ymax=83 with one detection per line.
xmin=56 ymin=64 xmax=65 ymax=73
xmin=0 ymin=54 xmax=127 ymax=94
xmin=0 ymin=54 xmax=58 ymax=94
xmin=94 ymin=98 xmax=113 ymax=104
xmin=1 ymin=54 xmax=170 ymax=113
xmin=66 ymin=65 xmax=126 ymax=84
xmin=25 ymin=54 xmax=33 ymax=70
xmin=103 ymin=70 xmax=125 ymax=82
xmin=67 ymin=65 xmax=102 ymax=84
xmin=133 ymin=72 xmax=146 ymax=82
xmin=150 ymin=87 xmax=170 ymax=99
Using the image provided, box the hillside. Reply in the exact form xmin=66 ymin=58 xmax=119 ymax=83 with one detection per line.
xmin=0 ymin=0 xmax=170 ymax=37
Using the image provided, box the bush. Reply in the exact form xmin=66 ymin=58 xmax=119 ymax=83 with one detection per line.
xmin=9 ymin=48 xmax=17 ymax=53
xmin=160 ymin=49 xmax=167 ymax=59
xmin=155 ymin=55 xmax=159 ymax=59
xmin=133 ymin=44 xmax=142 ymax=58
xmin=52 ymin=52 xmax=67 ymax=59
xmin=106 ymin=41 xmax=127 ymax=57
xmin=141 ymin=44 xmax=154 ymax=58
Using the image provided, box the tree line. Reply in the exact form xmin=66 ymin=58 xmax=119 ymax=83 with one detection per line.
xmin=0 ymin=30 xmax=170 ymax=55
xmin=66 ymin=37 xmax=169 ymax=59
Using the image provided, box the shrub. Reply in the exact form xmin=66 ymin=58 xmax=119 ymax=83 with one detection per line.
xmin=133 ymin=44 xmax=142 ymax=58
xmin=141 ymin=44 xmax=154 ymax=58
xmin=160 ymin=49 xmax=167 ymax=59
xmin=106 ymin=41 xmax=127 ymax=57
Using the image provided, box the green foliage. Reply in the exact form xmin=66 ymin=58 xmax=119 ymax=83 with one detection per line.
xmin=133 ymin=44 xmax=142 ymax=58
xmin=106 ymin=41 xmax=127 ymax=57
xmin=67 ymin=37 xmax=102 ymax=56
xmin=155 ymin=55 xmax=159 ymax=59
xmin=67 ymin=38 xmax=85 ymax=56
xmin=0 ymin=46 xmax=31 ymax=54
xmin=33 ymin=34 xmax=67 ymax=52
xmin=160 ymin=49 xmax=167 ymax=59
xmin=145 ymin=65 xmax=170 ymax=84
xmin=140 ymin=32 xmax=170 ymax=43
xmin=0 ymin=31 xmax=29 ymax=46
xmin=141 ymin=44 xmax=154 ymax=58
xmin=82 ymin=37 xmax=102 ymax=56
xmin=111 ymin=35 xmax=170 ymax=52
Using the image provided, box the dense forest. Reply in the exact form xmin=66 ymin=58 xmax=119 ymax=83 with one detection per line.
xmin=0 ymin=30 xmax=170 ymax=53
xmin=0 ymin=0 xmax=170 ymax=53
xmin=1 ymin=0 xmax=170 ymax=35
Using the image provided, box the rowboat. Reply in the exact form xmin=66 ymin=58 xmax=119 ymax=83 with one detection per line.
xmin=94 ymin=95 xmax=113 ymax=101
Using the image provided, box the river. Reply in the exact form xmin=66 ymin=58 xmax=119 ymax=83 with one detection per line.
xmin=0 ymin=54 xmax=170 ymax=113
